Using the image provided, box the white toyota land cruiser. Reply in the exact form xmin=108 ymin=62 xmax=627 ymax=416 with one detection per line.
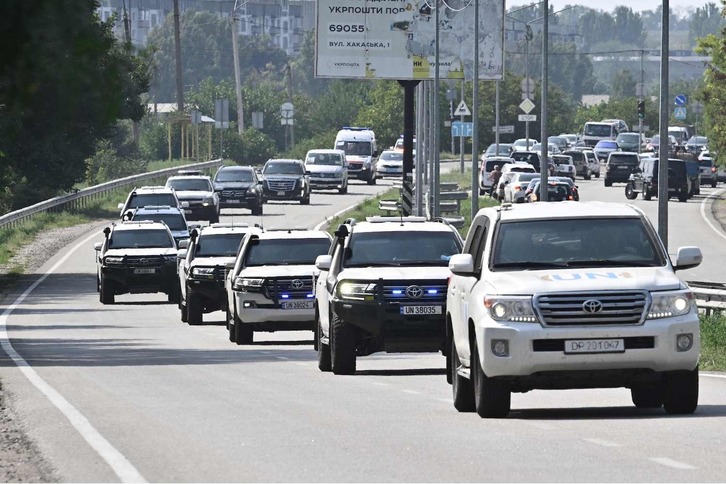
xmin=314 ymin=217 xmax=463 ymax=375
xmin=447 ymin=202 xmax=703 ymax=418
xmin=225 ymin=229 xmax=333 ymax=344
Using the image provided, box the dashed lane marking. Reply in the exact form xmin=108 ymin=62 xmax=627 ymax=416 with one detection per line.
xmin=583 ymin=438 xmax=620 ymax=447
xmin=649 ymin=457 xmax=697 ymax=470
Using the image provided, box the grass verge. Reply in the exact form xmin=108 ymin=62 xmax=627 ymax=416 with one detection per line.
xmin=700 ymin=313 xmax=726 ymax=371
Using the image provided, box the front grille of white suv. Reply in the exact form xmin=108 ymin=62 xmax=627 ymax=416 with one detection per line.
xmin=381 ymin=281 xmax=448 ymax=303
xmin=535 ymin=291 xmax=648 ymax=326
xmin=263 ymin=277 xmax=314 ymax=299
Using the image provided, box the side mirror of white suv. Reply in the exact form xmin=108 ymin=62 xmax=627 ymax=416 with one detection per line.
xmin=449 ymin=254 xmax=475 ymax=276
xmin=673 ymin=246 xmax=703 ymax=271
xmin=316 ymin=255 xmax=332 ymax=271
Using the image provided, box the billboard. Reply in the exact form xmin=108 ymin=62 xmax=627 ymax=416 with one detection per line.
xmin=315 ymin=0 xmax=504 ymax=80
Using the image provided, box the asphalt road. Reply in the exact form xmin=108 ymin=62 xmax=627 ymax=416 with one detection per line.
xmin=1 ymin=172 xmax=726 ymax=482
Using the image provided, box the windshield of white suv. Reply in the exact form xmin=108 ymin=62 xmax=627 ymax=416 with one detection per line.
xmin=306 ymin=153 xmax=343 ymax=166
xmin=345 ymin=231 xmax=462 ymax=267
xmin=491 ymin=218 xmax=665 ymax=270
xmin=167 ymin=178 xmax=212 ymax=191
xmin=245 ymin=238 xmax=330 ymax=266
xmin=336 ymin=141 xmax=372 ymax=156
xmin=127 ymin=193 xmax=177 ymax=209
xmin=215 ymin=169 xmax=254 ymax=183
xmin=196 ymin=233 xmax=245 ymax=257
xmin=132 ymin=213 xmax=187 ymax=231
xmin=109 ymin=229 xmax=174 ymax=249
xmin=263 ymin=162 xmax=304 ymax=175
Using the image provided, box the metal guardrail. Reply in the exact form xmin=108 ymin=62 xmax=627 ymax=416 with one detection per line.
xmin=0 ymin=159 xmax=223 ymax=230
xmin=688 ymin=281 xmax=726 ymax=316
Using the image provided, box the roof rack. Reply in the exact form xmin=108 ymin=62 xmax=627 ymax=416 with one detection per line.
xmin=209 ymin=223 xmax=250 ymax=228
xmin=177 ymin=169 xmax=204 ymax=176
xmin=135 ymin=205 xmax=174 ymax=210
xmin=265 ymin=227 xmax=310 ymax=232
xmin=341 ymin=126 xmax=371 ymax=131
xmin=365 ymin=216 xmax=427 ymax=223
xmin=121 ymin=219 xmax=160 ymax=225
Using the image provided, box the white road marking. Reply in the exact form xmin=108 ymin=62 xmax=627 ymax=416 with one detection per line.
xmin=649 ymin=457 xmax=697 ymax=470
xmin=370 ymin=381 xmax=388 ymax=386
xmin=524 ymin=422 xmax=557 ymax=430
xmin=703 ymin=373 xmax=726 ymax=379
xmin=402 ymin=389 xmax=421 ymax=395
xmin=275 ymin=356 xmax=290 ymax=360
xmin=293 ymin=362 xmax=307 ymax=367
xmin=699 ymin=188 xmax=726 ymax=241
xmin=583 ymin=438 xmax=620 ymax=447
xmin=0 ymin=230 xmax=146 ymax=483
xmin=437 ymin=398 xmax=452 ymax=404
xmin=314 ymin=202 xmax=365 ymax=231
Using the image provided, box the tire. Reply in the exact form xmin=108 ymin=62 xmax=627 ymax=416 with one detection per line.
xmin=167 ymin=284 xmax=180 ymax=304
xmin=367 ymin=174 xmax=376 ymax=186
xmin=595 ymin=171 xmax=600 ymax=178
xmin=712 ymin=179 xmax=718 ymax=188
xmin=251 ymin=203 xmax=263 ymax=216
xmin=300 ymin=193 xmax=310 ymax=205
xmin=643 ymin=187 xmax=652 ymax=201
xmin=100 ymin=277 xmax=115 ymax=304
xmin=227 ymin=307 xmax=236 ymax=343
xmin=631 ymin=383 xmax=665 ymax=408
xmin=317 ymin=318 xmax=332 ymax=372
xmin=210 ymin=210 xmax=220 ymax=224
xmin=663 ymin=367 xmax=699 ymax=415
xmin=584 ymin=172 xmax=591 ymax=181
xmin=604 ymin=179 xmax=612 ymax=187
xmin=472 ymin=341 xmax=511 ymax=418
xmin=625 ymin=183 xmax=637 ymax=200
xmin=678 ymin=192 xmax=688 ymax=202
xmin=339 ymin=182 xmax=348 ymax=195
xmin=180 ymin=298 xmax=188 ymax=323
xmin=330 ymin=314 xmax=356 ymax=375
xmin=451 ymin=336 xmax=475 ymax=412
xmin=187 ymin=292 xmax=203 ymax=325
xmin=235 ymin=318 xmax=254 ymax=345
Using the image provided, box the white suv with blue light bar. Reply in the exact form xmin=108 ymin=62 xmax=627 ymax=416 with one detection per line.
xmin=225 ymin=229 xmax=333 ymax=344
xmin=446 ymin=201 xmax=703 ymax=418
xmin=314 ymin=217 xmax=463 ymax=375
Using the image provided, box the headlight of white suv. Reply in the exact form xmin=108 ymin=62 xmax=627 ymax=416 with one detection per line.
xmin=191 ymin=266 xmax=216 ymax=279
xmin=104 ymin=256 xmax=124 ymax=265
xmin=484 ymin=296 xmax=538 ymax=323
xmin=336 ymin=281 xmax=377 ymax=301
xmin=233 ymin=277 xmax=265 ymax=291
xmin=202 ymin=196 xmax=215 ymax=206
xmin=647 ymin=290 xmax=694 ymax=319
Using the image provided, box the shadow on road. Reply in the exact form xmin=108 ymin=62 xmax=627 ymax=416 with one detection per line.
xmin=355 ymin=368 xmax=446 ymax=377
xmin=510 ymin=403 xmax=726 ymax=420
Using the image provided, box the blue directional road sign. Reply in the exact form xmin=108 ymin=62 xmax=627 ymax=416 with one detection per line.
xmin=674 ymin=107 xmax=687 ymax=120
xmin=452 ymin=121 xmax=473 ymax=138
xmin=675 ymin=94 xmax=688 ymax=107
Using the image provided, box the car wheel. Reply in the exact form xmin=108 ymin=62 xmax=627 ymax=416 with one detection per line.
xmin=594 ymin=171 xmax=600 ymax=178
xmin=251 ymin=203 xmax=263 ymax=216
xmin=451 ymin=336 xmax=475 ymax=412
xmin=584 ymin=171 xmax=591 ymax=180
xmin=472 ymin=341 xmax=511 ymax=418
xmin=317 ymin=317 xmax=332 ymax=372
xmin=604 ymin=179 xmax=612 ymax=187
xmin=235 ymin=319 xmax=254 ymax=345
xmin=712 ymin=179 xmax=718 ymax=188
xmin=367 ymin=174 xmax=376 ymax=185
xmin=625 ymin=183 xmax=637 ymax=200
xmin=227 ymin=307 xmax=236 ymax=343
xmin=631 ymin=382 xmax=665 ymax=408
xmin=339 ymin=183 xmax=348 ymax=195
xmin=678 ymin=192 xmax=689 ymax=202
xmin=187 ymin=292 xmax=203 ymax=325
xmin=209 ymin=210 xmax=220 ymax=224
xmin=300 ymin=193 xmax=311 ymax=205
xmin=100 ymin=276 xmax=115 ymax=304
xmin=643 ymin=187 xmax=652 ymax=201
xmin=167 ymin=284 xmax=180 ymax=304
xmin=180 ymin=298 xmax=188 ymax=323
xmin=330 ymin=313 xmax=356 ymax=375
xmin=663 ymin=367 xmax=699 ymax=415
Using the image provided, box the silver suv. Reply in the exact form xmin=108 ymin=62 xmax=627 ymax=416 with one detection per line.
xmin=225 ymin=229 xmax=333 ymax=344
xmin=314 ymin=217 xmax=463 ymax=374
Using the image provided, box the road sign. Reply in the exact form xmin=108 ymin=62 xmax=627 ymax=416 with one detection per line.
xmin=252 ymin=111 xmax=264 ymax=129
xmin=635 ymin=83 xmax=646 ymax=97
xmin=454 ymin=101 xmax=471 ymax=117
xmin=451 ymin=121 xmax=473 ymax=137
xmin=519 ymin=98 xmax=535 ymax=114
xmin=675 ymin=94 xmax=688 ymax=107
xmin=520 ymin=77 xmax=535 ymax=99
xmin=692 ymin=102 xmax=704 ymax=116
xmin=492 ymin=125 xmax=515 ymax=134
xmin=518 ymin=114 xmax=537 ymax=122
xmin=674 ymin=107 xmax=687 ymax=120
xmin=214 ymin=98 xmax=230 ymax=129
xmin=280 ymin=102 xmax=294 ymax=125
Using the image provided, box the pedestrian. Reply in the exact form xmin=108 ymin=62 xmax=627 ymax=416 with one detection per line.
xmin=489 ymin=165 xmax=502 ymax=199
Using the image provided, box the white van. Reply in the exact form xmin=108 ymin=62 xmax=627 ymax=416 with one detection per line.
xmin=582 ymin=121 xmax=619 ymax=148
xmin=334 ymin=127 xmax=378 ymax=185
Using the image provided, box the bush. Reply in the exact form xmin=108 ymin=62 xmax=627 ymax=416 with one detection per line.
xmin=139 ymin=118 xmax=175 ymax=161
xmin=85 ymin=140 xmax=148 ymax=185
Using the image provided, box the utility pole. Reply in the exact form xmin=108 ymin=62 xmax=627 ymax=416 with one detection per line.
xmin=122 ymin=0 xmax=131 ymax=45
xmin=173 ymin=0 xmax=184 ymax=113
xmin=286 ymin=63 xmax=295 ymax=146
xmin=231 ymin=14 xmax=244 ymax=134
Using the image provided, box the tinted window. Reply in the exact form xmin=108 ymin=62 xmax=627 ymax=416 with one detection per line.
xmin=132 ymin=213 xmax=187 ymax=231
xmin=263 ymin=162 xmax=304 ymax=175
xmin=196 ymin=233 xmax=245 ymax=257
xmin=245 ymin=238 xmax=330 ymax=266
xmin=585 ymin=124 xmax=613 ymax=137
xmin=306 ymin=153 xmax=344 ymax=165
xmin=491 ymin=219 xmax=664 ymax=269
xmin=609 ymin=154 xmax=639 ymax=165
xmin=109 ymin=229 xmax=174 ymax=249
xmin=344 ymin=231 xmax=462 ymax=267
xmin=215 ymin=169 xmax=254 ymax=182
xmin=128 ymin=193 xmax=177 ymax=209
xmin=167 ymin=179 xmax=212 ymax=191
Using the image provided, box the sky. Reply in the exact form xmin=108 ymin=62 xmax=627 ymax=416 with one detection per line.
xmin=507 ymin=0 xmax=712 ymax=15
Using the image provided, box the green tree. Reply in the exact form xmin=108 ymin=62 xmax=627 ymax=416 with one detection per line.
xmin=611 ymin=69 xmax=637 ymax=99
xmin=696 ymin=32 xmax=726 ymax=164
xmin=690 ymin=2 xmax=724 ymax=44
xmin=613 ymin=7 xmax=646 ymax=46
xmin=355 ymin=81 xmax=406 ymax=149
xmin=0 ymin=0 xmax=150 ymax=209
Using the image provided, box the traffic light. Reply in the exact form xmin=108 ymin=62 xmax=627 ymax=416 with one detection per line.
xmin=638 ymin=100 xmax=645 ymax=119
